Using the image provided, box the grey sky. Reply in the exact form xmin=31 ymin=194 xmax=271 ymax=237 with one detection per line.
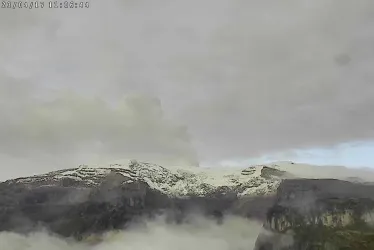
xmin=1 ymin=0 xmax=374 ymax=177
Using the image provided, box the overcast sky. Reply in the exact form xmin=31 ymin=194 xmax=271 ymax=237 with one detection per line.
xmin=1 ymin=0 xmax=374 ymax=178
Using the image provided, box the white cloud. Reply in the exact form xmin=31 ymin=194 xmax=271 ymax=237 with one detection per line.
xmin=1 ymin=0 xmax=374 ymax=169
xmin=0 ymin=215 xmax=263 ymax=250
xmin=0 ymin=90 xmax=198 ymax=179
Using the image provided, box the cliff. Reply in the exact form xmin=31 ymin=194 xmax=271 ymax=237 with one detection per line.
xmin=255 ymin=179 xmax=374 ymax=250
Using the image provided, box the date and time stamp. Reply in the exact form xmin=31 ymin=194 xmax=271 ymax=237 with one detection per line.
xmin=1 ymin=0 xmax=89 ymax=9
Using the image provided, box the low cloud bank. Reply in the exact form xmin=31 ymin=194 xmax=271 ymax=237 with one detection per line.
xmin=0 ymin=215 xmax=263 ymax=250
xmin=279 ymin=162 xmax=374 ymax=182
xmin=212 ymin=160 xmax=374 ymax=182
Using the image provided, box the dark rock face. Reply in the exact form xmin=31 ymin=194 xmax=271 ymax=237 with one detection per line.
xmin=255 ymin=179 xmax=374 ymax=250
xmin=0 ymin=179 xmax=149 ymax=238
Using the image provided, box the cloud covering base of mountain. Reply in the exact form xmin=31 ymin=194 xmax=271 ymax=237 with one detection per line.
xmin=0 ymin=215 xmax=263 ymax=250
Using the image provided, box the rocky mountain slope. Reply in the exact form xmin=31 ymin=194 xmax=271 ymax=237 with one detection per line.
xmin=0 ymin=160 xmax=374 ymax=249
xmin=255 ymin=179 xmax=374 ymax=250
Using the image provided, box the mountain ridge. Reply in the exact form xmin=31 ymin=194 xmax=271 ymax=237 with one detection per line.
xmin=2 ymin=160 xmax=374 ymax=249
xmin=6 ymin=160 xmax=289 ymax=197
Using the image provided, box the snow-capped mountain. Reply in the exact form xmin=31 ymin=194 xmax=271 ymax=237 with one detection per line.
xmin=1 ymin=160 xmax=374 ymax=249
xmin=6 ymin=160 xmax=290 ymax=198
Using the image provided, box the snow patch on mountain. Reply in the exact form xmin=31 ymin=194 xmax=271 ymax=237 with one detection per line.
xmin=6 ymin=160 xmax=289 ymax=198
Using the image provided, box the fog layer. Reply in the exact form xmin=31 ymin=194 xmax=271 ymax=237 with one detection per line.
xmin=0 ymin=215 xmax=263 ymax=250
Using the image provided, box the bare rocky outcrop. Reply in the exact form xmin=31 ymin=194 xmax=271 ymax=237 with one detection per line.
xmin=255 ymin=179 xmax=374 ymax=250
